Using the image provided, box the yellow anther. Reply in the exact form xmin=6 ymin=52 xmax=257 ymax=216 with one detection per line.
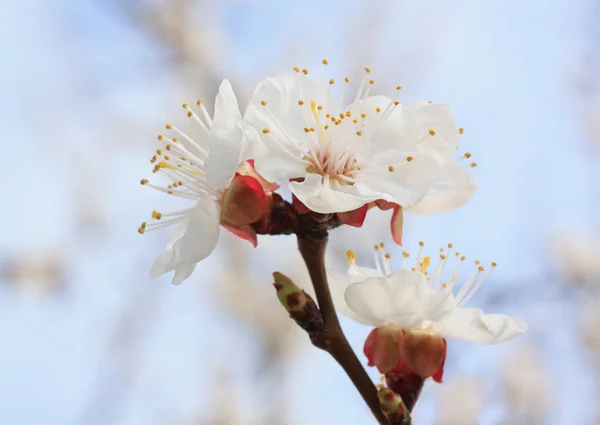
xmin=178 ymin=181 xmax=183 ymax=186
xmin=376 ymin=107 xmax=381 ymax=113
xmin=406 ymin=156 xmax=414 ymax=162
xmin=322 ymin=59 xmax=329 ymax=65
xmin=329 ymin=78 xmax=335 ymax=84
xmin=140 ymin=178 xmax=148 ymax=185
xmin=458 ymin=127 xmax=464 ymax=134
xmin=388 ymin=165 xmax=395 ymax=172
xmin=196 ymin=99 xmax=203 ymax=106
xmin=427 ymin=100 xmax=432 ymax=104
xmin=309 ymin=128 xmax=315 ymax=132
xmin=152 ymin=210 xmax=162 ymax=220
xmin=150 ymin=156 xmax=157 ymax=163
xmin=172 ymin=137 xmax=179 ymax=142
xmin=440 ymin=254 xmax=446 ymax=260
xmin=356 ymin=130 xmax=363 ymax=136
xmin=293 ymin=66 xmax=300 ymax=72
xmin=447 ymin=243 xmax=453 ymax=248
xmin=384 ymin=253 xmax=391 ymax=259
xmin=156 ymin=149 xmax=163 ymax=155
xmin=152 ymin=165 xmax=160 ymax=173
xmin=396 ymin=85 xmax=402 ymax=90
xmin=369 ymin=79 xmax=374 ymax=85
xmin=429 ymin=129 xmax=436 ymax=136
xmin=353 ymin=119 xmax=358 ymax=123
xmin=163 ymin=155 xmax=170 ymax=160
xmin=159 ymin=161 xmax=176 ymax=170
xmin=460 ymin=256 xmax=466 ymax=261
xmin=339 ymin=113 xmax=345 ymax=119
xmin=326 ymin=113 xmax=331 ymax=118
xmin=344 ymin=77 xmax=349 ymax=83
xmin=442 ymin=282 xmax=447 ymax=288
xmin=298 ymin=100 xmax=305 ymax=105
xmin=419 ymin=241 xmax=424 ymax=247
xmin=420 ymin=256 xmax=431 ymax=274
xmin=302 ymin=68 xmax=308 ymax=75
xmin=464 ymin=152 xmax=472 ymax=159
xmin=478 ymin=265 xmax=485 ymax=272
xmin=304 ymin=127 xmax=310 ymax=133
xmin=261 ymin=100 xmax=268 ymax=106
xmin=165 ymin=144 xmax=171 ymax=151
xmin=393 ymin=101 xmax=400 ymax=106
xmin=262 ymin=128 xmax=270 ymax=134
xmin=379 ymin=242 xmax=385 ymax=248
xmin=317 ymin=105 xmax=323 ymax=110
xmin=165 ymin=123 xmax=172 ymax=129
xmin=474 ymin=260 xmax=481 ymax=265
xmin=346 ymin=249 xmax=356 ymax=264
xmin=374 ymin=244 xmax=380 ymax=251
xmin=187 ymin=111 xmax=193 ymax=117
xmin=182 ymin=102 xmax=189 ymax=109
xmin=402 ymin=251 xmax=410 ymax=258
xmin=491 ymin=262 xmax=497 ymax=267
xmin=411 ymin=267 xmax=416 ymax=271
xmin=365 ymin=67 xmax=371 ymax=73
xmin=470 ymin=162 xmax=478 ymax=168
xmin=158 ymin=134 xmax=164 ymax=140
xmin=346 ymin=111 xmax=352 ymax=117
xmin=137 ymin=226 xmax=145 ymax=234
xmin=324 ymin=125 xmax=329 ymax=130
xmin=360 ymin=113 xmax=366 ymax=118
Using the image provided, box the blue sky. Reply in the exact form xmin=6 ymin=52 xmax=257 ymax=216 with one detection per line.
xmin=1 ymin=0 xmax=598 ymax=424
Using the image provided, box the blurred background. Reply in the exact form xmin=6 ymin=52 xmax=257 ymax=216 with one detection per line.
xmin=1 ymin=0 xmax=599 ymax=424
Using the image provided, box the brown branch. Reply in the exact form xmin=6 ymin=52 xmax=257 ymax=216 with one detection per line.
xmin=297 ymin=233 xmax=389 ymax=425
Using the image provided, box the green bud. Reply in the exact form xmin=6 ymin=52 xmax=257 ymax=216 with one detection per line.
xmin=377 ymin=387 xmax=406 ymax=420
xmin=273 ymin=272 xmax=307 ymax=312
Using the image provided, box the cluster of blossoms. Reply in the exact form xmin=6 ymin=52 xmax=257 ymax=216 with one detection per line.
xmin=138 ymin=61 xmax=526 ymax=392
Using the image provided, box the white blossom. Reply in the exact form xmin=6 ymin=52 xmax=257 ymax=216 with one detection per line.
xmin=241 ymin=62 xmax=477 ymax=214
xmin=328 ymin=241 xmax=527 ymax=344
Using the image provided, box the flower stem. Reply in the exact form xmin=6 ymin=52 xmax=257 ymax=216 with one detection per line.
xmin=297 ymin=233 xmax=389 ymax=425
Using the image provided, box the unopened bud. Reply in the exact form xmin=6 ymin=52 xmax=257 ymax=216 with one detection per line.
xmin=273 ymin=272 xmax=307 ymax=312
xmin=272 ymin=272 xmax=324 ymax=333
xmin=377 ymin=387 xmax=406 ymax=421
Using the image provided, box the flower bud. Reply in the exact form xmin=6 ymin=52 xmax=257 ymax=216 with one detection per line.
xmin=272 ymin=272 xmax=324 ymax=333
xmin=377 ymin=387 xmax=406 ymax=421
xmin=273 ymin=271 xmax=308 ymax=312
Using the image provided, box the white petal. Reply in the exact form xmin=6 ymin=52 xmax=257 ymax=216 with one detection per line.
xmin=244 ymin=74 xmax=325 ymax=144
xmin=404 ymin=161 xmax=477 ymax=214
xmin=434 ymin=308 xmax=528 ymax=344
xmin=239 ymin=122 xmax=309 ymax=181
xmin=150 ymin=222 xmax=187 ymax=278
xmin=409 ymin=102 xmax=460 ymax=161
xmin=355 ymin=152 xmax=450 ymax=208
xmin=351 ymin=98 xmax=420 ymax=156
xmin=171 ymin=262 xmax=197 ymax=285
xmin=326 ymin=269 xmax=373 ymax=325
xmin=289 ymin=173 xmax=368 ymax=213
xmin=344 ymin=269 xmax=457 ymax=327
xmin=176 ymin=198 xmax=221 ymax=264
xmin=205 ymin=80 xmax=244 ymax=189
xmin=357 ymin=102 xmax=459 ymax=161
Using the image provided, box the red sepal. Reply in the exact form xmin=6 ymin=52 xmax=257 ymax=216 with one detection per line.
xmin=223 ymin=224 xmax=258 ymax=247
xmin=337 ymin=204 xmax=369 ymax=227
xmin=390 ymin=205 xmax=404 ymax=245
xmin=221 ymin=175 xmax=267 ymax=226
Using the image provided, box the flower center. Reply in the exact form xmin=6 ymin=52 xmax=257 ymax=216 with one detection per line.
xmin=345 ymin=241 xmax=497 ymax=308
